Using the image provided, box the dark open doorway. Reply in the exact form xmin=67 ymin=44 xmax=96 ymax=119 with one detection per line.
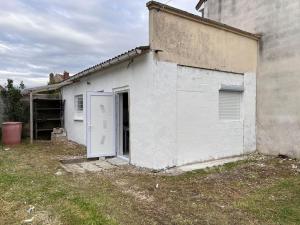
xmin=122 ymin=93 xmax=129 ymax=156
xmin=116 ymin=92 xmax=130 ymax=158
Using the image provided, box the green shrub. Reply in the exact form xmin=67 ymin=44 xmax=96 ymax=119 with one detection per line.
xmin=0 ymin=79 xmax=28 ymax=123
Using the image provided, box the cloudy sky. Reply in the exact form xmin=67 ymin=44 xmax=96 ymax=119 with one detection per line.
xmin=0 ymin=0 xmax=198 ymax=88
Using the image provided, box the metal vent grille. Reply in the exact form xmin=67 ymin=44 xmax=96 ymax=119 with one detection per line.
xmin=219 ymin=91 xmax=242 ymax=120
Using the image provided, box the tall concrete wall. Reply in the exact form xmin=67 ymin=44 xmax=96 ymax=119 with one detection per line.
xmin=204 ymin=0 xmax=300 ymax=158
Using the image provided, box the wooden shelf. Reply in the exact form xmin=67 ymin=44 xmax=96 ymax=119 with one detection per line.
xmin=33 ymin=94 xmax=60 ymax=100
xmin=37 ymin=108 xmax=61 ymax=111
xmin=33 ymin=98 xmax=65 ymax=140
xmin=37 ymin=129 xmax=54 ymax=132
xmin=36 ymin=119 xmax=61 ymax=122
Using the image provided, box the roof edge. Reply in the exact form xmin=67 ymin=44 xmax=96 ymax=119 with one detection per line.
xmin=66 ymin=45 xmax=150 ymax=84
xmin=146 ymin=1 xmax=260 ymax=41
xmin=23 ymin=81 xmax=73 ymax=94
xmin=25 ymin=46 xmax=150 ymax=93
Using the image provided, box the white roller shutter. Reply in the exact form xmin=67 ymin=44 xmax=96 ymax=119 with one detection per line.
xmin=219 ymin=91 xmax=242 ymax=120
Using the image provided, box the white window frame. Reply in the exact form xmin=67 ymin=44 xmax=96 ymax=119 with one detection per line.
xmin=74 ymin=94 xmax=84 ymax=121
xmin=219 ymin=90 xmax=243 ymax=121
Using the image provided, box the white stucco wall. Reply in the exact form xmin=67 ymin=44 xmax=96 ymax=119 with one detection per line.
xmin=61 ymin=53 xmax=256 ymax=169
xmin=175 ymin=66 xmax=256 ymax=166
xmin=149 ymin=62 xmax=256 ymax=168
xmin=61 ymin=52 xmax=169 ymax=169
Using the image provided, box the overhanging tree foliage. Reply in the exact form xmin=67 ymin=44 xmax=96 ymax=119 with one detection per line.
xmin=0 ymin=79 xmax=28 ymax=122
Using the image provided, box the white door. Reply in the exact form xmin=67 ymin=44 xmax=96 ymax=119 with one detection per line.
xmin=86 ymin=92 xmax=115 ymax=158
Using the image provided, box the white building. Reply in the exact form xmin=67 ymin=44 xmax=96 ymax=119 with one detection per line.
xmin=31 ymin=1 xmax=259 ymax=170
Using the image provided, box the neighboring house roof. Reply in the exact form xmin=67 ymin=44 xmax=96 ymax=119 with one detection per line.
xmin=52 ymin=74 xmax=64 ymax=83
xmin=196 ymin=0 xmax=207 ymax=10
xmin=25 ymin=46 xmax=150 ymax=94
xmin=49 ymin=71 xmax=70 ymax=84
xmin=0 ymin=85 xmax=4 ymax=91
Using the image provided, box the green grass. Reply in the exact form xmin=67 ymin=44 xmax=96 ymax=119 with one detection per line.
xmin=0 ymin=144 xmax=119 ymax=225
xmin=0 ymin=142 xmax=299 ymax=225
xmin=236 ymin=178 xmax=300 ymax=225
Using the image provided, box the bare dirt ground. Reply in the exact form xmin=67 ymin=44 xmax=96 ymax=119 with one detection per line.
xmin=0 ymin=141 xmax=299 ymax=225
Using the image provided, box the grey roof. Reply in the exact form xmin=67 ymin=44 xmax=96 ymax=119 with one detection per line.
xmin=25 ymin=46 xmax=150 ymax=94
xmin=22 ymin=81 xmax=72 ymax=95
xmin=66 ymin=46 xmax=150 ymax=83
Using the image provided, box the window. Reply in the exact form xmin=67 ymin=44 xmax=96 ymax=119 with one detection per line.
xmin=219 ymin=91 xmax=242 ymax=120
xmin=75 ymin=95 xmax=83 ymax=112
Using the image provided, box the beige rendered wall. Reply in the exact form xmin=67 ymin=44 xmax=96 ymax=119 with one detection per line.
xmin=148 ymin=4 xmax=259 ymax=74
xmin=204 ymin=0 xmax=300 ymax=158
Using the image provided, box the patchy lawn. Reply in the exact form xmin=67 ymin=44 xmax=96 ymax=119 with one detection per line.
xmin=0 ymin=141 xmax=299 ymax=225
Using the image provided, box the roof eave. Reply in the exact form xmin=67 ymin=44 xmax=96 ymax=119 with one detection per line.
xmin=24 ymin=46 xmax=150 ymax=94
xmin=23 ymin=81 xmax=73 ymax=95
xmin=67 ymin=46 xmax=150 ymax=84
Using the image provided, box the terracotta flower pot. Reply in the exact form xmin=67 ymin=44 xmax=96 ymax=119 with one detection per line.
xmin=2 ymin=122 xmax=22 ymax=145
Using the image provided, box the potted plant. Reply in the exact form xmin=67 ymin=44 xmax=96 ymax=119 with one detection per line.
xmin=1 ymin=79 xmax=28 ymax=145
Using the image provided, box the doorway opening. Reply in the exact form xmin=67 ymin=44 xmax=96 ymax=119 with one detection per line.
xmin=116 ymin=92 xmax=130 ymax=159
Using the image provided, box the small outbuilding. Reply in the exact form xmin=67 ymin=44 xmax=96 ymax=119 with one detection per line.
xmin=36 ymin=1 xmax=259 ymax=169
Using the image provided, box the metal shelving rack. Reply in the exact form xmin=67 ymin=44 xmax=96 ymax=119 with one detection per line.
xmin=33 ymin=94 xmax=64 ymax=140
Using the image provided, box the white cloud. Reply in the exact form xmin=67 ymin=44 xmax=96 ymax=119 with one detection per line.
xmin=0 ymin=43 xmax=12 ymax=54
xmin=0 ymin=69 xmax=48 ymax=87
xmin=27 ymin=64 xmax=49 ymax=70
xmin=0 ymin=11 xmax=102 ymax=47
